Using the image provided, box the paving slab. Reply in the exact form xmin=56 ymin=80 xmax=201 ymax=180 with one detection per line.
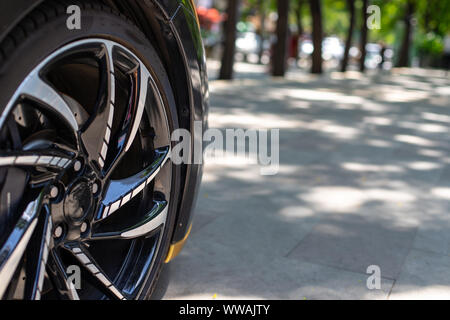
xmin=390 ymin=249 xmax=450 ymax=299
xmin=159 ymin=63 xmax=450 ymax=300
xmin=287 ymin=214 xmax=417 ymax=279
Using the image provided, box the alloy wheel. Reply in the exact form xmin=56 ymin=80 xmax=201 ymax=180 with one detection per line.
xmin=0 ymin=38 xmax=172 ymax=300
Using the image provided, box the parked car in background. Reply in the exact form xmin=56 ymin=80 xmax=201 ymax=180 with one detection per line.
xmin=299 ymin=36 xmax=344 ymax=65
xmin=235 ymin=31 xmax=271 ymax=64
xmin=322 ymin=36 xmax=344 ymax=61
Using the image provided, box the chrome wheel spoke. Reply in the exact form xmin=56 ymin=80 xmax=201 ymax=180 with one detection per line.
xmin=79 ymin=42 xmax=116 ymax=171
xmin=97 ymin=146 xmax=170 ymax=220
xmin=26 ymin=211 xmax=53 ymax=300
xmin=0 ymin=192 xmax=44 ymax=298
xmin=67 ymin=244 xmax=126 ymax=300
xmin=92 ymin=200 xmax=168 ymax=240
xmin=0 ymin=149 xmax=74 ymax=170
xmin=123 ymin=59 xmax=151 ymax=153
xmin=4 ymin=72 xmax=79 ymax=134
xmin=47 ymin=250 xmax=80 ymax=300
xmin=100 ymin=51 xmax=154 ymax=175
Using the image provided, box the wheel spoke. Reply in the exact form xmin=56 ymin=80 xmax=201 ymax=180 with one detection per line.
xmin=25 ymin=210 xmax=53 ymax=300
xmin=12 ymin=72 xmax=79 ymax=133
xmin=97 ymin=146 xmax=170 ymax=220
xmin=47 ymin=250 xmax=80 ymax=300
xmin=79 ymin=42 xmax=115 ymax=171
xmin=124 ymin=60 xmax=150 ymax=153
xmin=92 ymin=200 xmax=168 ymax=240
xmin=99 ymin=53 xmax=152 ymax=175
xmin=0 ymin=192 xmax=44 ymax=299
xmin=66 ymin=244 xmax=126 ymax=300
xmin=0 ymin=150 xmax=74 ymax=170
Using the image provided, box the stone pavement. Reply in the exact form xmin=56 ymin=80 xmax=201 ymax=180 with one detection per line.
xmin=157 ymin=62 xmax=450 ymax=300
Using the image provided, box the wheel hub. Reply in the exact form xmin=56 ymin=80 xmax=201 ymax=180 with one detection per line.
xmin=63 ymin=180 xmax=93 ymax=222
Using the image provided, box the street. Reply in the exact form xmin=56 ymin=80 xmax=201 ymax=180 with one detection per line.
xmin=159 ymin=62 xmax=450 ymax=300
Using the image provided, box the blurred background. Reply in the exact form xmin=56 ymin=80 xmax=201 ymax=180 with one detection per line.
xmin=155 ymin=0 xmax=450 ymax=300
xmin=195 ymin=0 xmax=450 ymax=77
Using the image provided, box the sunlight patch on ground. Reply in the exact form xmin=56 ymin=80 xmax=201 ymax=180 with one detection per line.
xmin=430 ymin=188 xmax=450 ymax=200
xmin=341 ymin=162 xmax=404 ymax=173
xmin=208 ymin=111 xmax=305 ymax=129
xmin=316 ymin=124 xmax=361 ymax=139
xmin=395 ymin=134 xmax=438 ymax=147
xmin=363 ymin=116 xmax=393 ymax=126
xmin=299 ymin=187 xmax=416 ymax=212
xmin=390 ymin=285 xmax=450 ymax=300
xmin=330 ymin=71 xmax=365 ymax=80
xmin=399 ymin=121 xmax=449 ymax=133
xmin=366 ymin=139 xmax=394 ymax=148
xmin=417 ymin=149 xmax=446 ymax=158
xmin=406 ymin=161 xmax=442 ymax=171
xmin=201 ymin=171 xmax=219 ymax=183
xmin=377 ymin=87 xmax=429 ymax=102
xmin=421 ymin=112 xmax=450 ymax=124
xmin=277 ymin=88 xmax=365 ymax=105
xmin=435 ymin=86 xmax=450 ymax=96
xmin=167 ymin=293 xmax=267 ymax=300
xmin=278 ymin=206 xmax=316 ymax=220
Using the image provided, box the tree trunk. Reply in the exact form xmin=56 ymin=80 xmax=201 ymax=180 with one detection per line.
xmin=341 ymin=0 xmax=355 ymax=72
xmin=219 ymin=0 xmax=239 ymax=80
xmin=309 ymin=0 xmax=323 ymax=74
xmin=295 ymin=0 xmax=304 ymax=37
xmin=294 ymin=0 xmax=304 ymax=61
xmin=272 ymin=0 xmax=290 ymax=76
xmin=359 ymin=0 xmax=368 ymax=72
xmin=397 ymin=0 xmax=415 ymax=67
xmin=257 ymin=0 xmax=266 ymax=64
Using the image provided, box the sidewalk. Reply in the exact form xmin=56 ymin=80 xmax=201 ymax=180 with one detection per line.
xmin=160 ymin=62 xmax=450 ymax=299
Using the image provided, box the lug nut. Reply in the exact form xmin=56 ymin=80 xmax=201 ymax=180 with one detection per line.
xmin=80 ymin=222 xmax=88 ymax=233
xmin=50 ymin=186 xmax=59 ymax=199
xmin=92 ymin=183 xmax=99 ymax=195
xmin=54 ymin=225 xmax=64 ymax=238
xmin=73 ymin=160 xmax=82 ymax=172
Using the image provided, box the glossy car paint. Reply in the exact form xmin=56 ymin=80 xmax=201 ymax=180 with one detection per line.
xmin=0 ymin=0 xmax=208 ymax=245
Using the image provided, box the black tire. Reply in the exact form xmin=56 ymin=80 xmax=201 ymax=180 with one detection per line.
xmin=0 ymin=0 xmax=180 ymax=300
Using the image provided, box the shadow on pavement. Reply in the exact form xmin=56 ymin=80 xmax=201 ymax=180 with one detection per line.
xmin=159 ymin=63 xmax=450 ymax=299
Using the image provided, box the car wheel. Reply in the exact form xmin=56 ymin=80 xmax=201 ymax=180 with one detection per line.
xmin=0 ymin=0 xmax=180 ymax=300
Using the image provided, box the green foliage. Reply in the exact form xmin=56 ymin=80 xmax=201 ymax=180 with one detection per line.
xmin=415 ymin=32 xmax=444 ymax=55
xmin=239 ymin=0 xmax=450 ymax=50
xmin=415 ymin=0 xmax=450 ymax=37
xmin=322 ymin=0 xmax=349 ymax=37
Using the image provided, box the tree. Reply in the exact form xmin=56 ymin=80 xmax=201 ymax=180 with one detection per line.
xmin=309 ymin=0 xmax=323 ymax=74
xmin=294 ymin=0 xmax=305 ymax=61
xmin=219 ymin=0 xmax=240 ymax=80
xmin=272 ymin=0 xmax=290 ymax=76
xmin=256 ymin=0 xmax=266 ymax=64
xmin=397 ymin=0 xmax=415 ymax=67
xmin=341 ymin=0 xmax=356 ymax=72
xmin=359 ymin=0 xmax=369 ymax=72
